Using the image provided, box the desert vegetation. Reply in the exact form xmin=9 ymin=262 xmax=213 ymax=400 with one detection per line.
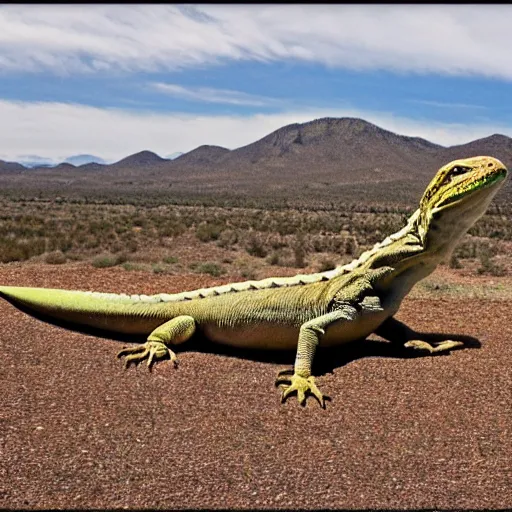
xmin=0 ymin=193 xmax=510 ymax=279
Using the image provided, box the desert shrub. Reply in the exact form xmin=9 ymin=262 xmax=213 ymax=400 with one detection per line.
xmin=125 ymin=239 xmax=138 ymax=253
xmin=292 ymin=234 xmax=307 ymax=268
xmin=159 ymin=220 xmax=187 ymax=238
xmin=449 ymin=254 xmax=463 ymax=269
xmin=196 ymin=222 xmax=224 ymax=242
xmin=163 ymin=255 xmax=178 ymax=264
xmin=48 ymin=236 xmax=73 ymax=253
xmin=217 ymin=229 xmax=238 ymax=249
xmin=45 ymin=251 xmax=67 ymax=265
xmin=0 ymin=239 xmax=46 ymax=263
xmin=240 ymin=266 xmax=257 ymax=279
xmin=122 ymin=262 xmax=143 ymax=271
xmin=245 ymin=233 xmax=267 ymax=258
xmin=267 ymin=251 xmax=280 ymax=266
xmin=453 ymin=239 xmax=478 ymax=259
xmin=317 ymin=257 xmax=337 ymax=272
xmin=195 ymin=262 xmax=225 ymax=277
xmin=344 ymin=236 xmax=358 ymax=256
xmin=92 ymin=253 xmax=126 ymax=268
xmin=266 ymin=248 xmax=296 ymax=267
xmin=0 ymin=244 xmax=28 ymax=263
xmin=312 ymin=236 xmax=329 ymax=253
xmin=114 ymin=252 xmax=128 ymax=265
xmin=477 ymin=244 xmax=505 ymax=276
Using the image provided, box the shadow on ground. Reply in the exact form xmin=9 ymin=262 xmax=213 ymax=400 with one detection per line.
xmin=2 ymin=293 xmax=480 ymax=377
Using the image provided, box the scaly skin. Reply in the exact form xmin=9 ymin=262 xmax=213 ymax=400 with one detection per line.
xmin=0 ymin=156 xmax=508 ymax=408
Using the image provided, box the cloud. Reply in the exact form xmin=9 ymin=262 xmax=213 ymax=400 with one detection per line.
xmin=0 ymin=99 xmax=510 ymax=163
xmin=408 ymin=99 xmax=487 ymax=110
xmin=0 ymin=5 xmax=511 ymax=79
xmin=151 ymin=83 xmax=279 ymax=107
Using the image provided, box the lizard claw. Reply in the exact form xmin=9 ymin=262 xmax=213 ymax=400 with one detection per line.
xmin=117 ymin=341 xmax=178 ymax=369
xmin=275 ymin=371 xmax=327 ymax=408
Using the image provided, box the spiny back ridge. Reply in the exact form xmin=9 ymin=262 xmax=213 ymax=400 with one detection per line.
xmin=79 ymin=210 xmax=418 ymax=305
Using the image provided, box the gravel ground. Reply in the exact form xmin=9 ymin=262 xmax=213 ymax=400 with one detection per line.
xmin=1 ymin=264 xmax=511 ymax=509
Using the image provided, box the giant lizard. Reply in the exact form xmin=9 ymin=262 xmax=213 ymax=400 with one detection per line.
xmin=0 ymin=156 xmax=508 ymax=407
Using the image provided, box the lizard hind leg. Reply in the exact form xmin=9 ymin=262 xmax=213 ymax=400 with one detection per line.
xmin=117 ymin=315 xmax=196 ymax=369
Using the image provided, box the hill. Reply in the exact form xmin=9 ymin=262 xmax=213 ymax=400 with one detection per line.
xmin=1 ymin=117 xmax=510 ymax=203
xmin=111 ymin=150 xmax=167 ymax=168
xmin=173 ymin=145 xmax=230 ymax=167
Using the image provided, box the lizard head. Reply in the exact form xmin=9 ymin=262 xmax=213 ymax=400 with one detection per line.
xmin=417 ymin=156 xmax=508 ymax=255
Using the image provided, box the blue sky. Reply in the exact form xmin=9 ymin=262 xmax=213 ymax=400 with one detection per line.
xmin=0 ymin=4 xmax=511 ymax=164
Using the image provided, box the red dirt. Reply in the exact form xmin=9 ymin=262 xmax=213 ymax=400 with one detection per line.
xmin=1 ymin=263 xmax=511 ymax=509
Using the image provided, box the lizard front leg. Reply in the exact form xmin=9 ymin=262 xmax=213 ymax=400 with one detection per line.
xmin=276 ymin=306 xmax=359 ymax=408
xmin=117 ymin=315 xmax=196 ymax=368
xmin=375 ymin=316 xmax=464 ymax=354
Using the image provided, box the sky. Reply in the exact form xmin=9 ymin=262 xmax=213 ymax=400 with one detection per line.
xmin=0 ymin=4 xmax=511 ymax=164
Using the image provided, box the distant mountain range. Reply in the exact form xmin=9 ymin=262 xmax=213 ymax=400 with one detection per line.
xmin=63 ymin=154 xmax=107 ymax=166
xmin=13 ymin=154 xmax=107 ymax=168
xmin=11 ymin=152 xmax=184 ymax=169
xmin=166 ymin=152 xmax=184 ymax=160
xmin=0 ymin=117 xmax=510 ymax=202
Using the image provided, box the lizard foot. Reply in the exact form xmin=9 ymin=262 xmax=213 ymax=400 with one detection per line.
xmin=404 ymin=339 xmax=464 ymax=354
xmin=117 ymin=341 xmax=178 ymax=369
xmin=275 ymin=370 xmax=327 ymax=408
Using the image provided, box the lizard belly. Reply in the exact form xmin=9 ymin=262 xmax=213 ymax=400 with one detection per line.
xmin=202 ymin=322 xmax=300 ymax=350
xmin=202 ymin=307 xmax=391 ymax=350
xmin=320 ymin=308 xmax=390 ymax=347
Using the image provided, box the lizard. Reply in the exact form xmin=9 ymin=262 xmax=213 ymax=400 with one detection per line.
xmin=0 ymin=156 xmax=508 ymax=408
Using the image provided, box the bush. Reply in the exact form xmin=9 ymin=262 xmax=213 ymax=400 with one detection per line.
xmin=293 ymin=234 xmax=307 ymax=268
xmin=317 ymin=257 xmax=336 ymax=272
xmin=245 ymin=233 xmax=267 ymax=258
xmin=217 ymin=229 xmax=238 ymax=249
xmin=92 ymin=253 xmax=127 ymax=268
xmin=345 ymin=236 xmax=357 ymax=256
xmin=196 ymin=222 xmax=224 ymax=242
xmin=267 ymin=251 xmax=280 ymax=266
xmin=45 ymin=251 xmax=67 ymax=265
xmin=449 ymin=254 xmax=463 ymax=269
xmin=122 ymin=262 xmax=143 ymax=271
xmin=195 ymin=262 xmax=225 ymax=277
xmin=477 ymin=246 xmax=505 ymax=276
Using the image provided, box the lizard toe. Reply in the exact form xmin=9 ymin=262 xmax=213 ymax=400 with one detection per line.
xmin=278 ymin=373 xmax=327 ymax=408
xmin=118 ymin=341 xmax=176 ymax=369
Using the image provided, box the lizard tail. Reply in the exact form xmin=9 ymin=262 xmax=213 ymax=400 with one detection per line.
xmin=0 ymin=286 xmax=166 ymax=336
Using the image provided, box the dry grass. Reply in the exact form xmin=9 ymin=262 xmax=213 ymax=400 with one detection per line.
xmin=0 ymin=195 xmax=510 ymax=281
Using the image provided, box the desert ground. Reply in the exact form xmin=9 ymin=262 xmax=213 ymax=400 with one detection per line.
xmin=1 ymin=259 xmax=511 ymax=509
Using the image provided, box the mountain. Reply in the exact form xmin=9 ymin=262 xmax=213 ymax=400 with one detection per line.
xmin=64 ymin=154 xmax=106 ymax=166
xmin=229 ymin=117 xmax=441 ymax=165
xmin=173 ymin=145 xmax=230 ymax=167
xmin=111 ymin=150 xmax=167 ymax=168
xmin=218 ymin=118 xmax=443 ymax=179
xmin=3 ymin=153 xmax=107 ymax=169
xmin=14 ymin=155 xmax=56 ymax=168
xmin=1 ymin=117 xmax=510 ymax=203
xmin=0 ymin=160 xmax=27 ymax=173
xmin=440 ymin=134 xmax=512 ymax=166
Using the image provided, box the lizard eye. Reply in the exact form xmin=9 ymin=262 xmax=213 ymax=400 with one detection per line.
xmin=451 ymin=166 xmax=466 ymax=176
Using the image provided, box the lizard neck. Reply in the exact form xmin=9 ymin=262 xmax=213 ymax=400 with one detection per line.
xmin=341 ymin=208 xmax=444 ymax=299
